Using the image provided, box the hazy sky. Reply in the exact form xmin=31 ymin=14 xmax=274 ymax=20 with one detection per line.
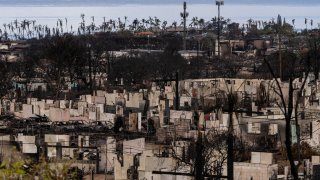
xmin=0 ymin=0 xmax=319 ymax=6
xmin=0 ymin=0 xmax=318 ymax=30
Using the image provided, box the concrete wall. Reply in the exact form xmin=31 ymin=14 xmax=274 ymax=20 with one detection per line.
xmin=139 ymin=156 xmax=179 ymax=180
xmin=234 ymin=162 xmax=278 ymax=180
xmin=22 ymin=104 xmax=33 ymax=118
xmin=307 ymin=120 xmax=320 ymax=147
xmin=125 ymin=93 xmax=143 ymax=108
xmin=49 ymin=107 xmax=70 ymax=122
xmin=17 ymin=135 xmax=37 ymax=154
xmin=106 ymin=93 xmax=118 ymax=106
xmin=100 ymin=113 xmax=116 ymax=123
xmin=251 ymin=152 xmax=273 ymax=165
xmin=114 ymin=154 xmax=134 ymax=180
xmin=149 ymin=91 xmax=161 ymax=107
xmin=170 ymin=110 xmax=193 ymax=123
xmin=123 ymin=138 xmax=145 ymax=155
xmin=99 ymin=137 xmax=117 ymax=172
xmin=180 ymin=96 xmax=192 ymax=107
xmin=45 ymin=134 xmax=70 ymax=158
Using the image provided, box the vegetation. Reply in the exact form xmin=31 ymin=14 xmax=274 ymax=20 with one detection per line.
xmin=0 ymin=147 xmax=80 ymax=179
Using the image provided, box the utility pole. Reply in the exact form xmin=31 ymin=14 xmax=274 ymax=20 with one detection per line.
xmin=279 ymin=33 xmax=282 ymax=80
xmin=194 ymin=131 xmax=204 ymax=180
xmin=175 ymin=72 xmax=179 ymax=110
xmin=216 ymin=0 xmax=224 ymax=60
xmin=181 ymin=1 xmax=189 ymax=50
xmin=277 ymin=14 xmax=282 ymax=80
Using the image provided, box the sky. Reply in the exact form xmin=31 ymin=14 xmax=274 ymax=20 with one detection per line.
xmin=0 ymin=0 xmax=319 ymax=6
xmin=0 ymin=0 xmax=318 ymax=30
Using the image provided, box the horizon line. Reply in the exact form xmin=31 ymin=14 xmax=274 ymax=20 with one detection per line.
xmin=0 ymin=2 xmax=319 ymax=7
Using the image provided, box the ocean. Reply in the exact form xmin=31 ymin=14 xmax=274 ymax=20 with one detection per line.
xmin=0 ymin=4 xmax=319 ymax=32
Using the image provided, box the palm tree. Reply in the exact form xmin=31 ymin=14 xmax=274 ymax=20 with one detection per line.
xmin=161 ymin=21 xmax=167 ymax=31
xmin=172 ymin=21 xmax=178 ymax=31
xmin=81 ymin=14 xmax=85 ymax=22
xmin=270 ymin=18 xmax=275 ymax=25
xmin=198 ymin=18 xmax=205 ymax=30
xmin=31 ymin=20 xmax=36 ymax=38
xmin=7 ymin=23 xmax=12 ymax=37
xmin=148 ymin=16 xmax=154 ymax=29
xmin=190 ymin=17 xmax=199 ymax=28
xmin=247 ymin=18 xmax=253 ymax=29
xmin=70 ymin=25 xmax=73 ymax=34
xmin=131 ymin=18 xmax=140 ymax=32
xmin=101 ymin=17 xmax=107 ymax=32
xmin=211 ymin=17 xmax=218 ymax=31
xmin=305 ymin=18 xmax=308 ymax=30
xmin=65 ymin=18 xmax=68 ymax=33
xmin=262 ymin=21 xmax=267 ymax=29
xmin=124 ymin=16 xmax=128 ymax=30
xmin=2 ymin=24 xmax=7 ymax=37
xmin=20 ymin=20 xmax=28 ymax=39
xmin=225 ymin=18 xmax=231 ymax=29
xmin=110 ymin=19 xmax=116 ymax=31
xmin=89 ymin=16 xmax=96 ymax=34
xmin=292 ymin=19 xmax=295 ymax=27
xmin=257 ymin=20 xmax=261 ymax=29
xmin=58 ymin=19 xmax=63 ymax=33
xmin=154 ymin=16 xmax=161 ymax=28
xmin=117 ymin=17 xmax=125 ymax=31
xmin=26 ymin=20 xmax=30 ymax=31
xmin=80 ymin=14 xmax=86 ymax=34
xmin=13 ymin=19 xmax=18 ymax=29
xmin=141 ymin=18 xmax=146 ymax=29
xmin=145 ymin=19 xmax=150 ymax=30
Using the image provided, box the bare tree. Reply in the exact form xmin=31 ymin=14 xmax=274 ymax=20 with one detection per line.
xmin=264 ymin=50 xmax=310 ymax=180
